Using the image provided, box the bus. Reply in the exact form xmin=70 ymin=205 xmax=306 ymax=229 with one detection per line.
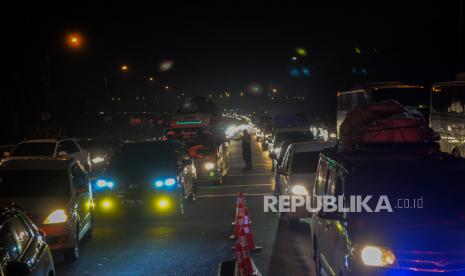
xmin=430 ymin=73 xmax=465 ymax=157
xmin=336 ymin=82 xmax=428 ymax=136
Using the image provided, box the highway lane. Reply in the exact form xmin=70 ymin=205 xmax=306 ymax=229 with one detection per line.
xmin=56 ymin=140 xmax=288 ymax=275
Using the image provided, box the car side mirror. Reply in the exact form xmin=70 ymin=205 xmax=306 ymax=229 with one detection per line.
xmin=6 ymin=261 xmax=31 ymax=276
xmin=3 ymin=151 xmax=10 ymax=158
xmin=58 ymin=150 xmax=68 ymax=157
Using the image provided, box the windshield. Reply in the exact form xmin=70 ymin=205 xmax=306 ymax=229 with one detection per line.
xmin=107 ymin=143 xmax=178 ymax=175
xmin=0 ymin=170 xmax=70 ymax=197
xmin=291 ymin=152 xmax=320 ymax=173
xmin=372 ymin=87 xmax=428 ymax=108
xmin=275 ymin=131 xmax=314 ymax=144
xmin=348 ymin=161 xmax=465 ymax=218
xmin=11 ymin=143 xmax=56 ymax=157
xmin=431 ymin=85 xmax=465 ymax=113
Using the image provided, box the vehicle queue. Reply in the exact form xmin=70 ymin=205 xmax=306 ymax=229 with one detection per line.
xmin=1 ymin=73 xmax=465 ymax=275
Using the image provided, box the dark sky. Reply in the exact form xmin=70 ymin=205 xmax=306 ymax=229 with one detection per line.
xmin=2 ymin=1 xmax=463 ymax=101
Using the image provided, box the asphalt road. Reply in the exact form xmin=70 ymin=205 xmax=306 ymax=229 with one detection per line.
xmin=56 ymin=140 xmax=315 ymax=276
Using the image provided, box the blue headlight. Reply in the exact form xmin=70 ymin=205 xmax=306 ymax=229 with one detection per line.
xmin=95 ymin=179 xmax=114 ymax=189
xmin=165 ymin=178 xmax=176 ymax=186
xmin=154 ymin=180 xmax=164 ymax=188
xmin=153 ymin=177 xmax=177 ymax=188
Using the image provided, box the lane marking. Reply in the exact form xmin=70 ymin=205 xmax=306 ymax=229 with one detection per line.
xmin=227 ymin=173 xmax=274 ymax=177
xmin=199 ymin=184 xmax=272 ymax=189
xmin=197 ymin=193 xmax=273 ymax=198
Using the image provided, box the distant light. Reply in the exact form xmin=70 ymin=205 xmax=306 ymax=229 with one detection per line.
xmin=121 ymin=65 xmax=128 ymax=71
xmin=66 ymin=33 xmax=84 ymax=49
xmin=292 ymin=56 xmax=298 ymax=61
xmin=165 ymin=85 xmax=170 ymax=90
xmin=148 ymin=77 xmax=155 ymax=81
xmin=302 ymin=67 xmax=311 ymax=77
xmin=159 ymin=60 xmax=174 ymax=72
xmin=272 ymin=88 xmax=278 ymax=93
xmin=290 ymin=68 xmax=300 ymax=77
xmin=296 ymin=47 xmax=307 ymax=56
xmin=355 ymin=47 xmax=362 ymax=55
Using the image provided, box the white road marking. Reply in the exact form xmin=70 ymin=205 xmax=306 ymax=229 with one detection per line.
xmin=227 ymin=173 xmax=274 ymax=177
xmin=197 ymin=193 xmax=273 ymax=198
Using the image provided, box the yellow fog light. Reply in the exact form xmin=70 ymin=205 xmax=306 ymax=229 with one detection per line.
xmin=155 ymin=197 xmax=172 ymax=211
xmin=100 ymin=198 xmax=113 ymax=210
xmin=361 ymin=246 xmax=396 ymax=267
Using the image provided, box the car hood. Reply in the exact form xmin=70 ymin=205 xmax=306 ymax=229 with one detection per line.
xmin=348 ymin=215 xmax=465 ymax=251
xmin=0 ymin=197 xmax=70 ymax=224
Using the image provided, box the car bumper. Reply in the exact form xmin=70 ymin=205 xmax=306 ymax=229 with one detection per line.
xmin=40 ymin=223 xmax=75 ymax=250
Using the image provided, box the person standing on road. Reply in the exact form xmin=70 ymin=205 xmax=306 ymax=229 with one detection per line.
xmin=241 ymin=129 xmax=252 ymax=171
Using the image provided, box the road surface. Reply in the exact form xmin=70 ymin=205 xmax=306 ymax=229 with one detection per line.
xmin=56 ymin=140 xmax=315 ymax=275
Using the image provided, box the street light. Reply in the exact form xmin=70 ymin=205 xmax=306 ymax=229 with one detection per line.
xmin=148 ymin=76 xmax=155 ymax=81
xmin=121 ymin=65 xmax=129 ymax=72
xmin=272 ymin=88 xmax=278 ymax=93
xmin=66 ymin=33 xmax=84 ymax=49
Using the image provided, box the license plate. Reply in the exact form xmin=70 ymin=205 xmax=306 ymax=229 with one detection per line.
xmin=122 ymin=199 xmax=144 ymax=207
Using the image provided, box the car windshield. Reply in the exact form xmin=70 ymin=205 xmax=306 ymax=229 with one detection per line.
xmin=275 ymin=131 xmax=314 ymax=144
xmin=107 ymin=143 xmax=178 ymax=175
xmin=11 ymin=143 xmax=56 ymax=157
xmin=0 ymin=169 xmax=70 ymax=197
xmin=291 ymin=151 xmax=320 ymax=173
xmin=348 ymin=160 xmax=465 ymax=219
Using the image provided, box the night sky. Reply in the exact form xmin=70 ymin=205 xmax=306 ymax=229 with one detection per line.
xmin=1 ymin=1 xmax=463 ymax=142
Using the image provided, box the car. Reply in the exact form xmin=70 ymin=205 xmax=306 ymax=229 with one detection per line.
xmin=0 ymin=205 xmax=55 ymax=276
xmin=93 ymin=141 xmax=196 ymax=216
xmin=165 ymin=126 xmax=229 ymax=185
xmin=311 ymin=145 xmax=465 ymax=275
xmin=7 ymin=138 xmax=92 ymax=173
xmin=268 ymin=127 xmax=314 ymax=158
xmin=275 ymin=141 xmax=335 ymax=226
xmin=0 ymin=158 xmax=94 ymax=262
xmin=270 ymin=131 xmax=316 ymax=172
xmin=77 ymin=138 xmax=121 ymax=175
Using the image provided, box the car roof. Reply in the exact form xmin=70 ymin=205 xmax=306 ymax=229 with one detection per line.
xmin=338 ymin=82 xmax=423 ymax=94
xmin=292 ymin=141 xmax=336 ymax=153
xmin=0 ymin=158 xmax=74 ymax=171
xmin=320 ymin=146 xmax=461 ymax=172
xmin=275 ymin=127 xmax=310 ymax=133
xmin=21 ymin=137 xmax=76 ymax=143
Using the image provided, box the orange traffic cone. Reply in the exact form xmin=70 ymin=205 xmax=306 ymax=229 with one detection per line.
xmin=235 ymin=242 xmax=246 ymax=276
xmin=242 ymin=209 xmax=262 ymax=252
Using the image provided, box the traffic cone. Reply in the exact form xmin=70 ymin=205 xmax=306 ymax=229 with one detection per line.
xmin=234 ymin=242 xmax=246 ymax=276
xmin=242 ymin=209 xmax=262 ymax=252
xmin=238 ymin=228 xmax=254 ymax=275
xmin=230 ymin=198 xmax=245 ymax=239
xmin=232 ymin=192 xmax=245 ymax=225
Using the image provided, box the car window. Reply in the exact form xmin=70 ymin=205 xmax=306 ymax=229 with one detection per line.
xmin=282 ymin=146 xmax=293 ymax=172
xmin=7 ymin=217 xmax=32 ymax=255
xmin=0 ymin=224 xmax=19 ymax=266
xmin=291 ymin=151 xmax=321 ymax=174
xmin=325 ymin=168 xmax=336 ymax=196
xmin=59 ymin=141 xmax=80 ymax=154
xmin=0 ymin=169 xmax=71 ymax=197
xmin=314 ymin=160 xmax=328 ymax=196
xmin=72 ymin=165 xmax=88 ymax=191
xmin=11 ymin=142 xmax=56 ymax=157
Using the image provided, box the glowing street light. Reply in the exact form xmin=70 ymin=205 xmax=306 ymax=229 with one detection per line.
xmin=66 ymin=33 xmax=84 ymax=49
xmin=148 ymin=76 xmax=155 ymax=81
xmin=164 ymin=85 xmax=170 ymax=90
xmin=272 ymin=88 xmax=278 ymax=93
xmin=121 ymin=65 xmax=129 ymax=72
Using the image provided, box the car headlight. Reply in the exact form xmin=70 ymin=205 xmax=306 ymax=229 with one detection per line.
xmin=165 ymin=178 xmax=176 ymax=186
xmin=291 ymin=185 xmax=309 ymax=195
xmin=204 ymin=162 xmax=215 ymax=170
xmin=92 ymin=156 xmax=105 ymax=164
xmin=96 ymin=179 xmax=114 ymax=189
xmin=361 ymin=246 xmax=396 ymax=267
xmin=43 ymin=209 xmax=68 ymax=224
